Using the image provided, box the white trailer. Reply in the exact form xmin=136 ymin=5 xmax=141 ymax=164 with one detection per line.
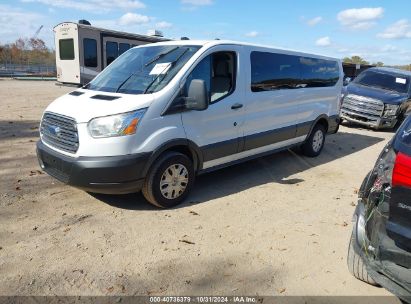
xmin=54 ymin=21 xmax=169 ymax=85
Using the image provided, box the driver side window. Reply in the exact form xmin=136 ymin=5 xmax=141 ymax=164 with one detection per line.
xmin=185 ymin=51 xmax=236 ymax=104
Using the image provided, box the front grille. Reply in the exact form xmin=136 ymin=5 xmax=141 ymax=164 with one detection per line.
xmin=40 ymin=112 xmax=79 ymax=153
xmin=341 ymin=94 xmax=384 ymax=120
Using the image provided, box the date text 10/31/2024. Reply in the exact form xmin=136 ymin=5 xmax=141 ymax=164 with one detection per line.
xmin=149 ymin=296 xmax=259 ymax=303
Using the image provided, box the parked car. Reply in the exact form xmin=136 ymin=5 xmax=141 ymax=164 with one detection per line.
xmin=341 ymin=67 xmax=411 ymax=130
xmin=36 ymin=40 xmax=342 ymax=208
xmin=347 ymin=115 xmax=411 ymax=303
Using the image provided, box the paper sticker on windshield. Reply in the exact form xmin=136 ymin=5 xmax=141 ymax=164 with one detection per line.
xmin=396 ymin=77 xmax=407 ymax=84
xmin=149 ymin=63 xmax=171 ymax=75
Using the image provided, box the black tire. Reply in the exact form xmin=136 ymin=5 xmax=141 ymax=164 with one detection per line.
xmin=142 ymin=152 xmax=195 ymax=208
xmin=347 ymin=226 xmax=377 ymax=286
xmin=301 ymin=124 xmax=326 ymax=157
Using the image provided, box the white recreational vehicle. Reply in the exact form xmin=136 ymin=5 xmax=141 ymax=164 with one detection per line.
xmin=54 ymin=20 xmax=169 ymax=85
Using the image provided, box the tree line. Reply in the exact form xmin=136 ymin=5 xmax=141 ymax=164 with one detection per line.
xmin=0 ymin=38 xmax=55 ymax=66
xmin=343 ymin=55 xmax=411 ymax=71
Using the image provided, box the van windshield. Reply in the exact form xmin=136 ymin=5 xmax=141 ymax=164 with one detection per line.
xmin=353 ymin=70 xmax=410 ymax=94
xmin=85 ymin=45 xmax=201 ymax=94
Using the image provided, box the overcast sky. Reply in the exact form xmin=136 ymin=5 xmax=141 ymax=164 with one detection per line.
xmin=1 ymin=0 xmax=411 ymax=65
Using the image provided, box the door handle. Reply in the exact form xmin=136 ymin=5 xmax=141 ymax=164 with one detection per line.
xmin=231 ymin=103 xmax=243 ymax=110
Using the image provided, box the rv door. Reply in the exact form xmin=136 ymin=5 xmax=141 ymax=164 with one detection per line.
xmin=54 ymin=23 xmax=81 ymax=85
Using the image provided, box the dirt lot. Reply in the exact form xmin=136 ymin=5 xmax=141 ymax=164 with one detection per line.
xmin=0 ymin=80 xmax=398 ymax=298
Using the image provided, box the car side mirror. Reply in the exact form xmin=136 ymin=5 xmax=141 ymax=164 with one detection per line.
xmin=343 ymin=77 xmax=352 ymax=86
xmin=185 ymin=79 xmax=208 ymax=111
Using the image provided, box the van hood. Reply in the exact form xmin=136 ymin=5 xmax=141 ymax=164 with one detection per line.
xmin=45 ymin=90 xmax=154 ymax=123
xmin=347 ymin=83 xmax=408 ymax=105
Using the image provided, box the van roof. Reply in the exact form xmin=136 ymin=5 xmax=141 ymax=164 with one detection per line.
xmin=144 ymin=39 xmax=340 ymax=61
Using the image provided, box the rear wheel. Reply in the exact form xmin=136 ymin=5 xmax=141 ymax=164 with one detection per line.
xmin=142 ymin=152 xmax=195 ymax=208
xmin=347 ymin=214 xmax=378 ymax=286
xmin=301 ymin=124 xmax=326 ymax=157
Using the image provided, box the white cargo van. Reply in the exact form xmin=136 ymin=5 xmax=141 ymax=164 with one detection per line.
xmin=37 ymin=40 xmax=342 ymax=208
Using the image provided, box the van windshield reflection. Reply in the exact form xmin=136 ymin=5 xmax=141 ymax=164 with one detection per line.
xmin=85 ymin=45 xmax=201 ymax=95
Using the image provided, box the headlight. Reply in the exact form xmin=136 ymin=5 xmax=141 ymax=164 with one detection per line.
xmin=383 ymin=104 xmax=399 ymax=117
xmin=88 ymin=109 xmax=146 ymax=138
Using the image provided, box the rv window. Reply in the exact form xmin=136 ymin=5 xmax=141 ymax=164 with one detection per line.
xmin=119 ymin=43 xmax=130 ymax=55
xmin=251 ymin=52 xmax=300 ymax=92
xmin=106 ymin=41 xmax=118 ymax=66
xmin=83 ymin=38 xmax=97 ymax=67
xmin=59 ymin=39 xmax=75 ymax=60
xmin=300 ymin=57 xmax=339 ymax=87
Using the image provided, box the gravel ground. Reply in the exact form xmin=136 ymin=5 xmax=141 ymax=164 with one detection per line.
xmin=0 ymin=79 xmax=398 ymax=300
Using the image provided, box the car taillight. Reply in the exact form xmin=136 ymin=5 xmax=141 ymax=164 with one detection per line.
xmin=392 ymin=152 xmax=411 ymax=188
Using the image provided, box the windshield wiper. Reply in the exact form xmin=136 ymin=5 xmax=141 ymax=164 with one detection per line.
xmin=144 ymin=47 xmax=179 ymax=67
xmin=115 ymin=72 xmax=140 ymax=93
xmin=144 ymin=48 xmax=190 ymax=94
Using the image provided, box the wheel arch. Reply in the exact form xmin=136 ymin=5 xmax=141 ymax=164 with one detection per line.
xmin=142 ymin=139 xmax=203 ymax=177
xmin=306 ymin=114 xmax=330 ymax=140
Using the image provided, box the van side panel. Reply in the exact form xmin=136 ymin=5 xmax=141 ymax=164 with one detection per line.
xmin=243 ymin=49 xmax=342 ymax=148
xmin=202 ymin=48 xmax=342 ymax=170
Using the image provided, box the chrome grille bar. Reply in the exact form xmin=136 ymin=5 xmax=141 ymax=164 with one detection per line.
xmin=40 ymin=112 xmax=79 ymax=153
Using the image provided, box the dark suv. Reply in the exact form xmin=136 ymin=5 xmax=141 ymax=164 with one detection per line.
xmin=341 ymin=67 xmax=411 ymax=129
xmin=348 ymin=115 xmax=411 ymax=302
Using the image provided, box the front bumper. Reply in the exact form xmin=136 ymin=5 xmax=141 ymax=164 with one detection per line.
xmin=327 ymin=115 xmax=340 ymax=134
xmin=36 ymin=140 xmax=150 ymax=194
xmin=341 ymin=111 xmax=397 ymax=129
xmin=353 ymin=203 xmax=411 ymax=301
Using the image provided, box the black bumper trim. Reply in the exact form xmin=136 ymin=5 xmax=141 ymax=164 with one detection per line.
xmin=327 ymin=114 xmax=340 ymax=134
xmin=36 ymin=141 xmax=150 ymax=194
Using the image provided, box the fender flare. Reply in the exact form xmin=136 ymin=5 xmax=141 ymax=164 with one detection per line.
xmin=305 ymin=114 xmax=330 ymax=141
xmin=142 ymin=139 xmax=204 ymax=176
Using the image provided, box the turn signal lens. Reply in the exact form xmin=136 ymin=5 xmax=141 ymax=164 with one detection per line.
xmin=122 ymin=118 xmax=139 ymax=135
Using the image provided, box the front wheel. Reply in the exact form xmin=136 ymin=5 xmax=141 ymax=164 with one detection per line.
xmin=301 ymin=124 xmax=326 ymax=157
xmin=142 ymin=152 xmax=195 ymax=208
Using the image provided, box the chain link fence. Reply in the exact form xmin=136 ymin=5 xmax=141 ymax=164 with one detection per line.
xmin=0 ymin=63 xmax=56 ymax=77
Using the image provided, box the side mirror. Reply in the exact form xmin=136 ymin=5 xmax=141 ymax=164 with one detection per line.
xmin=343 ymin=77 xmax=352 ymax=86
xmin=185 ymin=79 xmax=208 ymax=111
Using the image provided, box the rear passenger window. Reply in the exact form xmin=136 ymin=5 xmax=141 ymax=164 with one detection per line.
xmin=300 ymin=57 xmax=339 ymax=87
xmin=185 ymin=51 xmax=236 ymax=103
xmin=83 ymin=38 xmax=97 ymax=67
xmin=251 ymin=52 xmax=300 ymax=92
xmin=106 ymin=41 xmax=118 ymax=66
xmin=250 ymin=51 xmax=339 ymax=92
